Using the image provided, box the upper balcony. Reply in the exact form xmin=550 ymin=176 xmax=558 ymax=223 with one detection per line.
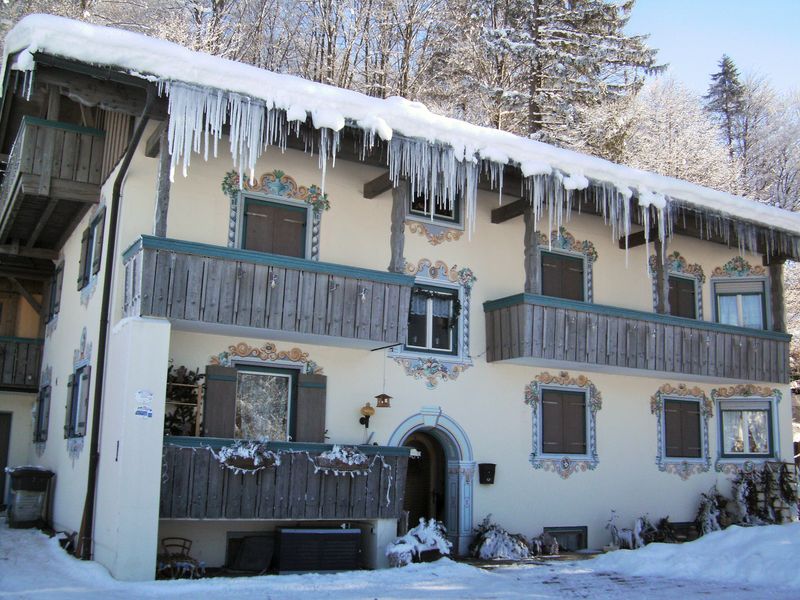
xmin=122 ymin=236 xmax=415 ymax=349
xmin=484 ymin=293 xmax=791 ymax=383
xmin=0 ymin=336 xmax=43 ymax=391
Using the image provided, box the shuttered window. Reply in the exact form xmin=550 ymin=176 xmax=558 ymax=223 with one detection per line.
xmin=204 ymin=364 xmax=327 ymax=443
xmin=47 ymin=264 xmax=64 ymax=322
xmin=663 ymin=399 xmax=701 ymax=458
xmin=77 ymin=208 xmax=106 ymax=290
xmin=714 ymin=280 xmax=766 ymax=329
xmin=541 ymin=389 xmax=587 ymax=455
xmin=242 ymin=198 xmax=307 ymax=258
xmin=668 ymin=276 xmax=696 ymax=319
xmin=64 ymin=365 xmax=91 ymax=438
xmin=541 ymin=252 xmax=585 ymax=302
xmin=33 ymin=385 xmax=51 ymax=443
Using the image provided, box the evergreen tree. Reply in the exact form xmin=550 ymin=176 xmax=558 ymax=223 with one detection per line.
xmin=704 ymin=54 xmax=745 ymax=157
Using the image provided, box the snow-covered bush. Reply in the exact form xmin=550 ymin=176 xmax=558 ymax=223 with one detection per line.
xmin=470 ymin=516 xmax=530 ymax=560
xmin=209 ymin=440 xmax=280 ymax=474
xmin=530 ymin=531 xmax=560 ymax=556
xmin=696 ymin=487 xmax=724 ymax=534
xmin=386 ymin=518 xmax=452 ymax=567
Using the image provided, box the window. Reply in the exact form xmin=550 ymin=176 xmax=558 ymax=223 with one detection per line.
xmin=668 ymin=276 xmax=696 ymax=319
xmin=541 ymin=251 xmax=585 ymax=302
xmin=65 ymin=366 xmax=91 ymax=438
xmin=409 ymin=192 xmax=459 ymax=223
xmin=47 ymin=264 xmax=64 ymax=322
xmin=541 ymin=389 xmax=587 ymax=455
xmin=406 ymin=285 xmax=459 ymax=354
xmin=241 ymin=197 xmax=307 ymax=258
xmin=543 ymin=526 xmax=588 ymax=551
xmin=719 ymin=400 xmax=772 ymax=457
xmin=234 ymin=366 xmax=297 ymax=441
xmin=33 ymin=385 xmax=51 ymax=443
xmin=714 ymin=280 xmax=766 ymax=329
xmin=77 ymin=208 xmax=105 ymax=290
xmin=663 ymin=399 xmax=701 ymax=458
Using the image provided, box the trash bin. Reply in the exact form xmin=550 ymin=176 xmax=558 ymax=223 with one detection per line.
xmin=7 ymin=467 xmax=54 ymax=529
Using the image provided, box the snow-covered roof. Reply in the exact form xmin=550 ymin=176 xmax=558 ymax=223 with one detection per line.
xmin=4 ymin=14 xmax=800 ymax=246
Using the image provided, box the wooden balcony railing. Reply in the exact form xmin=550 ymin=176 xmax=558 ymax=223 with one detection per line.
xmin=0 ymin=117 xmax=104 ymax=253
xmin=0 ymin=337 xmax=43 ymax=391
xmin=484 ymin=294 xmax=791 ymax=383
xmin=122 ymin=236 xmax=414 ymax=348
xmin=160 ymin=438 xmax=410 ymax=521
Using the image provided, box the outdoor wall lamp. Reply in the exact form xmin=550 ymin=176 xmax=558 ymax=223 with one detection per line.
xmin=359 ymin=402 xmax=375 ymax=428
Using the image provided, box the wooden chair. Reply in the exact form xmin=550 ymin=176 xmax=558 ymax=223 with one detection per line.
xmin=157 ymin=537 xmax=206 ymax=579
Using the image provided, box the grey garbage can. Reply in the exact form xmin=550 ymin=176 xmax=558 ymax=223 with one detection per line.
xmin=7 ymin=467 xmax=54 ymax=529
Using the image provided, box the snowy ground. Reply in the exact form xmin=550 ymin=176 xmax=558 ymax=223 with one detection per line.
xmin=1 ymin=522 xmax=799 ymax=599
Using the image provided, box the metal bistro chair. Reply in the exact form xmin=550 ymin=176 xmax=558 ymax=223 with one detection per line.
xmin=157 ymin=537 xmax=206 ymax=579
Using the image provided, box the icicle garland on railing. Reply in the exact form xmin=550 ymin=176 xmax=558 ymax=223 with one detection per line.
xmin=156 ymin=81 xmax=800 ymax=262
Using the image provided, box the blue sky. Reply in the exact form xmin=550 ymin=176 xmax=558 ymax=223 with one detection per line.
xmin=627 ymin=0 xmax=800 ymax=94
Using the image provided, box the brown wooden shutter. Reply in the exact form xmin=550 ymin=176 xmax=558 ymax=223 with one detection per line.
xmin=54 ymin=265 xmax=63 ymax=314
xmin=541 ymin=390 xmax=564 ymax=454
xmin=669 ymin=277 xmax=696 ymax=319
xmin=91 ymin=208 xmax=106 ymax=275
xmin=77 ymin=227 xmax=91 ymax=289
xmin=204 ymin=365 xmax=237 ymax=438
xmin=664 ymin=400 xmax=683 ymax=457
xmin=541 ymin=253 xmax=585 ymax=301
xmin=64 ymin=374 xmax=75 ymax=438
xmin=76 ymin=366 xmax=91 ymax=436
xmin=294 ymin=374 xmax=327 ymax=443
xmin=244 ymin=201 xmax=307 ymax=258
xmin=35 ymin=386 xmax=51 ymax=442
xmin=541 ymin=254 xmax=561 ymax=299
xmin=664 ymin=399 xmax=701 ymax=458
xmin=681 ymin=402 xmax=702 ymax=458
xmin=563 ymin=391 xmax=587 ymax=454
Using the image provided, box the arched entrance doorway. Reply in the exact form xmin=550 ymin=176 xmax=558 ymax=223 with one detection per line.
xmin=388 ymin=407 xmax=475 ymax=555
xmin=403 ymin=431 xmax=446 ymax=526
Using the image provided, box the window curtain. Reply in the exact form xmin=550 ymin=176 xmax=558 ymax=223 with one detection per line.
xmin=410 ymin=290 xmax=452 ymax=317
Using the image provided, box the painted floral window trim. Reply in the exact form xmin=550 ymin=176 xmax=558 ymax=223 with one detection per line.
xmin=537 ymin=227 xmax=597 ymax=302
xmin=650 ymin=383 xmax=712 ymax=480
xmin=524 ymin=371 xmax=602 ymax=478
xmin=210 ymin=341 xmax=323 ymax=374
xmin=391 ymin=259 xmax=475 ymax=389
xmin=648 ymin=251 xmax=705 ymax=319
xmin=712 ymin=384 xmax=781 ymax=474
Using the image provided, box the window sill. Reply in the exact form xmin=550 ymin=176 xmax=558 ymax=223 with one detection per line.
xmin=715 ymin=456 xmax=775 ymax=474
xmin=390 ymin=350 xmax=472 ymax=390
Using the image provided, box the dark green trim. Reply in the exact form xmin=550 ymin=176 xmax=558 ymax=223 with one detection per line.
xmin=483 ymin=293 xmax=792 ymax=342
xmin=718 ymin=402 xmax=774 ymax=460
xmin=298 ymin=382 xmax=326 ymax=389
xmin=21 ymin=116 xmax=105 ymax=138
xmin=206 ymin=374 xmax=237 ymax=382
xmin=123 ymin=235 xmax=416 ymax=286
xmin=0 ymin=336 xmax=44 ymax=344
xmin=164 ymin=435 xmax=412 ymax=456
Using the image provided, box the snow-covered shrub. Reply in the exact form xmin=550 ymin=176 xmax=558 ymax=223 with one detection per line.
xmin=696 ymin=486 xmax=724 ymax=534
xmin=470 ymin=516 xmax=530 ymax=560
xmin=530 ymin=531 xmax=559 ymax=555
xmin=209 ymin=440 xmax=280 ymax=474
xmin=386 ymin=518 xmax=452 ymax=567
xmin=314 ymin=445 xmax=369 ymax=475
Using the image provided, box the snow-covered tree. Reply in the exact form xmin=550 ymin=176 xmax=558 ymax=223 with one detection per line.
xmin=704 ymin=54 xmax=745 ymax=157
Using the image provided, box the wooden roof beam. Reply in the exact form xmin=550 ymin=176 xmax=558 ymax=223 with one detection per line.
xmin=0 ymin=243 xmax=58 ymax=261
xmin=363 ymin=171 xmax=392 ymax=199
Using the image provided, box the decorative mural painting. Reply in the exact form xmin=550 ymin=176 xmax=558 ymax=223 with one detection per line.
xmin=391 ymin=259 xmax=475 ymax=389
xmin=524 ymin=371 xmax=602 ymax=478
xmin=648 ymin=251 xmax=706 ymax=318
xmin=711 ymin=256 xmax=766 ymax=278
xmin=406 ymin=220 xmax=464 ymax=246
xmin=222 ymin=169 xmax=328 ymax=259
xmin=650 ymin=383 xmax=712 ymax=480
xmin=537 ymin=227 xmax=597 ymax=301
xmin=712 ymin=384 xmax=781 ymax=474
xmin=211 ymin=341 xmax=323 ymax=374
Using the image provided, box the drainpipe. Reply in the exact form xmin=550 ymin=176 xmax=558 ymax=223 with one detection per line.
xmin=77 ymin=87 xmax=155 ymax=560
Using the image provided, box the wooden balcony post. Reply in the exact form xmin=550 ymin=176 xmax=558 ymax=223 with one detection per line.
xmin=523 ymin=206 xmax=541 ymax=294
xmin=153 ymin=123 xmax=171 ymax=238
xmin=768 ymin=261 xmax=785 ymax=332
xmin=654 ymin=237 xmax=670 ymax=314
xmin=388 ymin=180 xmax=407 ymax=273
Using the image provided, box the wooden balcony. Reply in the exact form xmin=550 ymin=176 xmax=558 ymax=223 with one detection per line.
xmin=122 ymin=236 xmax=414 ymax=349
xmin=484 ymin=294 xmax=791 ymax=383
xmin=160 ymin=438 xmax=410 ymax=521
xmin=0 ymin=118 xmax=104 ymax=274
xmin=0 ymin=337 xmax=43 ymax=391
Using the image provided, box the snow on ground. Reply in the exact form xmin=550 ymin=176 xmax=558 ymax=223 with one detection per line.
xmin=2 ymin=522 xmax=799 ymax=599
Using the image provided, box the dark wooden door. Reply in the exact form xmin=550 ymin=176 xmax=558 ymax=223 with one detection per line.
xmin=243 ymin=199 xmax=307 ymax=257
xmin=403 ymin=432 xmax=445 ymax=527
xmin=0 ymin=412 xmax=11 ymax=507
xmin=541 ymin=252 xmax=584 ymax=301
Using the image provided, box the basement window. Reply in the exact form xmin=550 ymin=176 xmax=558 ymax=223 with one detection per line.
xmin=543 ymin=526 xmax=588 ymax=551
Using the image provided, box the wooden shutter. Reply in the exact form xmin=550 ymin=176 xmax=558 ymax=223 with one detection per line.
xmin=669 ymin=277 xmax=696 ymax=319
xmin=541 ymin=253 xmax=562 ymax=299
xmin=294 ymin=374 xmax=326 ymax=443
xmin=664 ymin=400 xmax=683 ymax=457
xmin=64 ymin=373 xmax=75 ymax=438
xmin=77 ymin=227 xmax=91 ymax=289
xmin=91 ymin=208 xmax=106 ymax=275
xmin=35 ymin=386 xmax=51 ymax=442
xmin=664 ymin=399 xmax=701 ymax=458
xmin=244 ymin=200 xmax=307 ymax=258
xmin=76 ymin=366 xmax=91 ymax=436
xmin=681 ymin=402 xmax=701 ymax=458
xmin=541 ymin=390 xmax=564 ymax=454
xmin=204 ymin=365 xmax=237 ymax=437
xmin=562 ymin=391 xmax=587 ymax=454
xmin=541 ymin=252 xmax=584 ymax=302
xmin=54 ymin=265 xmax=63 ymax=315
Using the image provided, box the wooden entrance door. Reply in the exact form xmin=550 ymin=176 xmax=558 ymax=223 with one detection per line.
xmin=403 ymin=431 xmax=446 ymax=527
